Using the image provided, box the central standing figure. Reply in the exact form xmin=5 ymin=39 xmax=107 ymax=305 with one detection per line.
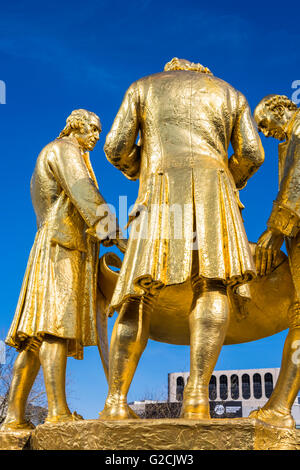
xmin=101 ymin=58 xmax=264 ymax=419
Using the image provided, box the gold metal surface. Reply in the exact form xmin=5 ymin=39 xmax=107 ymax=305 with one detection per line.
xmin=28 ymin=418 xmax=300 ymax=451
xmin=2 ymin=418 xmax=300 ymax=450
xmin=99 ymin=244 xmax=291 ymax=346
xmin=101 ymin=58 xmax=265 ymax=420
xmin=248 ymin=95 xmax=300 ymax=428
xmin=3 ymin=61 xmax=300 ymax=447
xmin=1 ymin=109 xmax=121 ymax=431
xmin=0 ymin=429 xmax=32 ymax=450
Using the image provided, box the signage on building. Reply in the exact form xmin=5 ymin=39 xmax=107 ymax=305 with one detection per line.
xmin=210 ymin=401 xmax=242 ymax=418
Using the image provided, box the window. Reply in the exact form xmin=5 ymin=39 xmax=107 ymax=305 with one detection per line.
xmin=209 ymin=375 xmax=217 ymax=400
xmin=219 ymin=375 xmax=228 ymax=400
xmin=242 ymin=374 xmax=250 ymax=399
xmin=176 ymin=376 xmax=184 ymax=401
xmin=231 ymin=374 xmax=239 ymax=400
xmin=264 ymin=373 xmax=274 ymax=398
xmin=253 ymin=373 xmax=262 ymax=399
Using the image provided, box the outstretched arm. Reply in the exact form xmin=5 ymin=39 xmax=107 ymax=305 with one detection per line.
xmin=256 ymin=119 xmax=300 ymax=275
xmin=267 ymin=120 xmax=300 ymax=237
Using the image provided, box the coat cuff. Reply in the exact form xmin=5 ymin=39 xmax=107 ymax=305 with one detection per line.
xmin=267 ymin=202 xmax=300 ymax=237
xmin=228 ymin=155 xmax=248 ymax=190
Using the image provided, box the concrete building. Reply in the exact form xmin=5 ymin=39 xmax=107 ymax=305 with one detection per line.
xmin=168 ymin=368 xmax=300 ymax=424
xmin=130 ymin=368 xmax=300 ymax=426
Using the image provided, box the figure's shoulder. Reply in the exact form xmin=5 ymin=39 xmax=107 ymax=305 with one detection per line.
xmin=132 ymin=71 xmax=188 ymax=88
xmin=211 ymin=75 xmax=239 ymax=92
xmin=215 ymin=77 xmax=249 ymax=109
xmin=135 ymin=70 xmax=240 ymax=94
xmin=205 ymin=75 xmax=246 ymax=102
xmin=36 ymin=140 xmax=57 ymax=162
xmin=129 ymin=71 xmax=246 ymax=111
xmin=38 ymin=137 xmax=81 ymax=164
xmin=134 ymin=72 xmax=164 ymax=83
xmin=122 ymin=74 xmax=160 ymax=101
xmin=50 ymin=136 xmax=80 ymax=155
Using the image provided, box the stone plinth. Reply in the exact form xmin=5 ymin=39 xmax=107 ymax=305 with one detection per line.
xmin=29 ymin=418 xmax=300 ymax=451
xmin=1 ymin=418 xmax=299 ymax=450
xmin=0 ymin=429 xmax=32 ymax=450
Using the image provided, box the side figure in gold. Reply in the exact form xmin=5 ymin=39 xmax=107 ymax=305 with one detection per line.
xmin=100 ymin=57 xmax=264 ymax=420
xmin=2 ymin=109 xmax=122 ymax=430
xmin=251 ymin=95 xmax=300 ymax=428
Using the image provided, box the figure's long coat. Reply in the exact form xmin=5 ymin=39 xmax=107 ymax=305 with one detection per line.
xmin=104 ymin=70 xmax=265 ymax=310
xmin=6 ymin=136 xmax=111 ymax=359
xmin=267 ymin=110 xmax=300 ymax=237
xmin=266 ymin=110 xmax=300 ymax=306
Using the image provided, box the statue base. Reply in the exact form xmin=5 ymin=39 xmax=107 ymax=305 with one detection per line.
xmin=1 ymin=418 xmax=298 ymax=450
xmin=0 ymin=429 xmax=32 ymax=450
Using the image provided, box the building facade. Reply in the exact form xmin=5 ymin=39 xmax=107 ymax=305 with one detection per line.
xmin=168 ymin=368 xmax=300 ymax=424
xmin=130 ymin=367 xmax=300 ymax=425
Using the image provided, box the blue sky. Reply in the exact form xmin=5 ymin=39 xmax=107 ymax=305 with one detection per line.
xmin=1 ymin=0 xmax=300 ymax=418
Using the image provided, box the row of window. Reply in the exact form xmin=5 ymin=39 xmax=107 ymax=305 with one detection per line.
xmin=175 ymin=373 xmax=274 ymax=401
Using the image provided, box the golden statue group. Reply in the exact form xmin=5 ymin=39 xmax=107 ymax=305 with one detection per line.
xmin=2 ymin=58 xmax=300 ymax=433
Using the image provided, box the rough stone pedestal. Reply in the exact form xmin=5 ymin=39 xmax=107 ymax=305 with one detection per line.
xmin=29 ymin=418 xmax=300 ymax=451
xmin=0 ymin=429 xmax=32 ymax=450
xmin=1 ymin=418 xmax=299 ymax=450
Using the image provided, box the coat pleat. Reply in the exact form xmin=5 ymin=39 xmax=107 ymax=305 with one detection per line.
xmin=110 ymin=165 xmax=255 ymax=310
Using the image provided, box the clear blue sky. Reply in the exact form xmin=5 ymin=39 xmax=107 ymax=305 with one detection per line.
xmin=1 ymin=0 xmax=300 ymax=418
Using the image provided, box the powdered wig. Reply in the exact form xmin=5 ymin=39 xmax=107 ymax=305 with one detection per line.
xmin=164 ymin=57 xmax=212 ymax=75
xmin=58 ymin=109 xmax=101 ymax=139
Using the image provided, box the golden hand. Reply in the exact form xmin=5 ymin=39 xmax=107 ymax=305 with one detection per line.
xmin=255 ymin=228 xmax=284 ymax=276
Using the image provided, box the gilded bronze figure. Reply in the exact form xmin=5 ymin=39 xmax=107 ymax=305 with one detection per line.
xmin=250 ymin=95 xmax=300 ymax=428
xmin=100 ymin=58 xmax=264 ymax=420
xmin=1 ymin=109 xmax=122 ymax=430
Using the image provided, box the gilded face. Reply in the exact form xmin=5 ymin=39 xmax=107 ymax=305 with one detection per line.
xmin=78 ymin=116 xmax=101 ymax=151
xmin=254 ymin=106 xmax=286 ymax=141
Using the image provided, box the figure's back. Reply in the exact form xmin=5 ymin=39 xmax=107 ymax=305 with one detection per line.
xmin=105 ymin=64 xmax=263 ymax=188
xmin=31 ymin=140 xmax=59 ymax=227
xmin=137 ymin=70 xmax=240 ymax=170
